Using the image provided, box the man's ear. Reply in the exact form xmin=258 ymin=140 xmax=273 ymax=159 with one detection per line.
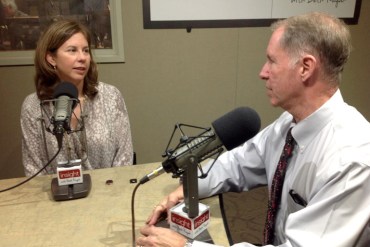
xmin=46 ymin=52 xmax=56 ymax=67
xmin=300 ymin=54 xmax=317 ymax=82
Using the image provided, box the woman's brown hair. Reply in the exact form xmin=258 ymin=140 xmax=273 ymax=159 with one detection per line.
xmin=34 ymin=19 xmax=98 ymax=100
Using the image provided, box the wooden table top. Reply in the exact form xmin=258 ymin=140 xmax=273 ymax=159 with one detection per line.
xmin=0 ymin=163 xmax=229 ymax=247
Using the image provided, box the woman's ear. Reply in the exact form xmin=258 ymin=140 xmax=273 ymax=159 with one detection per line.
xmin=46 ymin=52 xmax=56 ymax=67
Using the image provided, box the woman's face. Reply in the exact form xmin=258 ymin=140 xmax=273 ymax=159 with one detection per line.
xmin=47 ymin=32 xmax=91 ymax=89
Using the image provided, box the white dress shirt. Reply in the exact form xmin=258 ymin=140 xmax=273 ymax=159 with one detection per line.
xmin=194 ymin=90 xmax=370 ymax=247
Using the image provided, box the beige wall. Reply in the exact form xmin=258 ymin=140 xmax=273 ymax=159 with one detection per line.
xmin=0 ymin=1 xmax=369 ymax=179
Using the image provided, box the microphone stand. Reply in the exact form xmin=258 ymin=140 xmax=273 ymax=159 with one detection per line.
xmin=182 ymin=155 xmax=199 ymax=218
xmin=170 ymin=153 xmax=211 ymax=240
xmin=160 ymin=123 xmax=221 ymax=240
xmin=51 ymin=172 xmax=91 ymax=201
xmin=161 ymin=123 xmax=217 ymax=219
xmin=50 ymin=158 xmax=92 ymax=201
xmin=40 ymin=98 xmax=91 ymax=201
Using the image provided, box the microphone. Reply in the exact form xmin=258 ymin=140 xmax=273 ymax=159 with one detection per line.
xmin=51 ymin=82 xmax=78 ymax=148
xmin=139 ymin=107 xmax=261 ymax=184
xmin=47 ymin=82 xmax=91 ymax=201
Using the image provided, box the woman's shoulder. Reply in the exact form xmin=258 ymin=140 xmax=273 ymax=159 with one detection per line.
xmin=97 ymin=81 xmax=120 ymax=90
xmin=96 ymin=81 xmax=122 ymax=97
xmin=21 ymin=92 xmax=39 ymax=110
xmin=23 ymin=92 xmax=38 ymax=101
xmin=20 ymin=92 xmax=41 ymax=120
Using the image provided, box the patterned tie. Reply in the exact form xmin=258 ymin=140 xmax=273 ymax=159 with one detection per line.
xmin=263 ymin=127 xmax=295 ymax=245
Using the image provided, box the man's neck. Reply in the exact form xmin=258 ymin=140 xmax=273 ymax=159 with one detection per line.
xmin=290 ymin=86 xmax=338 ymax=123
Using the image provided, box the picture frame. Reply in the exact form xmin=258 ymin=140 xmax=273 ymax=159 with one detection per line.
xmin=143 ymin=0 xmax=362 ymax=30
xmin=0 ymin=0 xmax=124 ymax=66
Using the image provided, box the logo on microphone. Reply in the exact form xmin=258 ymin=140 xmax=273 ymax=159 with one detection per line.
xmin=194 ymin=211 xmax=210 ymax=229
xmin=171 ymin=213 xmax=192 ymax=230
xmin=56 ymin=164 xmax=83 ymax=186
xmin=169 ymin=202 xmax=210 ymax=238
xmin=59 ymin=169 xmax=81 ymax=179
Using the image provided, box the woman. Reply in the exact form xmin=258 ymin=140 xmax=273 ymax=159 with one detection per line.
xmin=21 ymin=19 xmax=133 ymax=176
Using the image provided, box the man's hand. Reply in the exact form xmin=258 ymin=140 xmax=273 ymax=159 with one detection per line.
xmin=137 ymin=225 xmax=187 ymax=247
xmin=146 ymin=185 xmax=184 ymax=225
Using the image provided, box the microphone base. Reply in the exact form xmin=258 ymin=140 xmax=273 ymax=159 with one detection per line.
xmin=156 ymin=216 xmax=214 ymax=244
xmin=51 ymin=174 xmax=91 ymax=201
xmin=169 ymin=202 xmax=210 ymax=239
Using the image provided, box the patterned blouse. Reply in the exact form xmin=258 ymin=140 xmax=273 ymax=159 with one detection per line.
xmin=21 ymin=82 xmax=133 ymax=176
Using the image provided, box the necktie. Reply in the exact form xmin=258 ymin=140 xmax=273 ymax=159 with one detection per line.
xmin=263 ymin=127 xmax=295 ymax=245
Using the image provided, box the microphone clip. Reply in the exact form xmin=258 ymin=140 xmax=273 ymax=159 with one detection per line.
xmin=39 ymin=98 xmax=84 ymax=136
xmin=161 ymin=123 xmax=216 ymax=178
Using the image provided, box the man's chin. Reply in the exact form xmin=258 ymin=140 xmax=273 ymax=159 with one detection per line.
xmin=268 ymin=98 xmax=279 ymax=107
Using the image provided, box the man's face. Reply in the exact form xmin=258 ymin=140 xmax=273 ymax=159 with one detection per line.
xmin=259 ymin=27 xmax=303 ymax=111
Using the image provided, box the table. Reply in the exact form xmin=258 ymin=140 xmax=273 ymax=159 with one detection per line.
xmin=0 ymin=163 xmax=229 ymax=247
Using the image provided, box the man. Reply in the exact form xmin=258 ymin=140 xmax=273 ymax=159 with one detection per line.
xmin=138 ymin=12 xmax=370 ymax=247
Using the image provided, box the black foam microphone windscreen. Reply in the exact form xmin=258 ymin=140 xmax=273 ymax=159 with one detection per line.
xmin=53 ymin=81 xmax=78 ymax=108
xmin=212 ymin=107 xmax=261 ymax=150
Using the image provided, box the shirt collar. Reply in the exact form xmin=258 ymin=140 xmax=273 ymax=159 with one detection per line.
xmin=291 ymin=89 xmax=344 ymax=152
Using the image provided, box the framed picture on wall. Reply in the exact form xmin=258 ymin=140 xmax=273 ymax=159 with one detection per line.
xmin=143 ymin=0 xmax=362 ymax=30
xmin=0 ymin=0 xmax=124 ymax=66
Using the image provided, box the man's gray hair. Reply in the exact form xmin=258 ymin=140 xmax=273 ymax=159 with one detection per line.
xmin=272 ymin=12 xmax=352 ymax=84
